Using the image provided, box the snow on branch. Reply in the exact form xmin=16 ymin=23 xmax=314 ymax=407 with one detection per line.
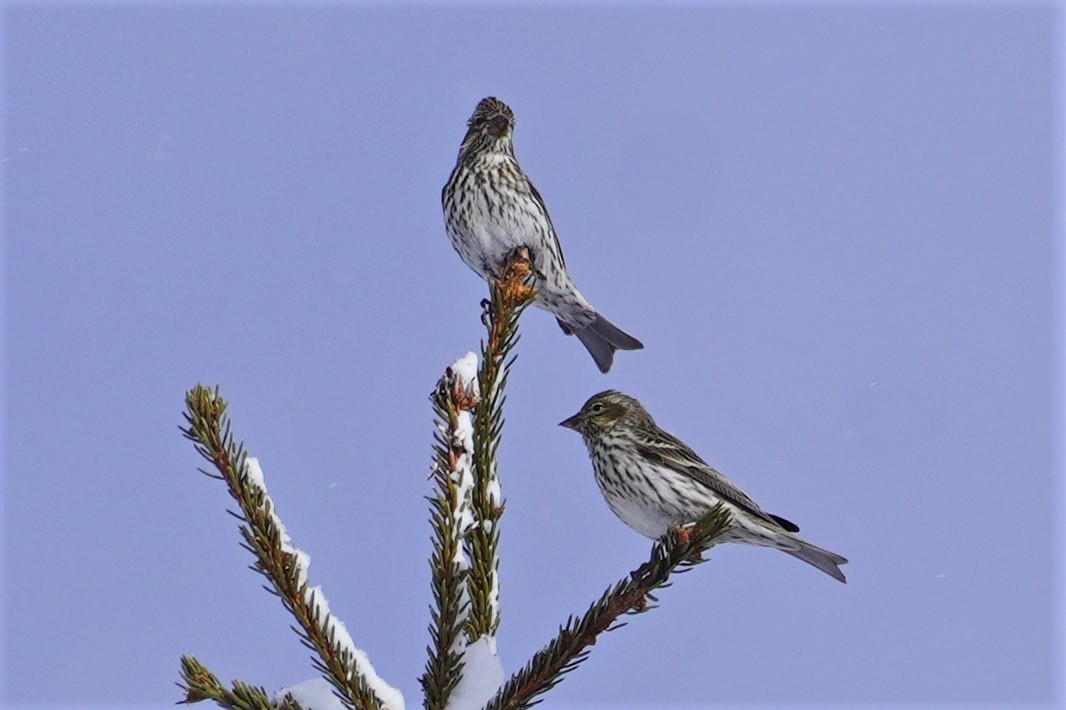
xmin=179 ymin=385 xmax=404 ymax=710
xmin=177 ymin=654 xmax=306 ymax=709
xmin=445 ymin=635 xmax=504 ymax=710
xmin=423 ymin=251 xmax=532 ymax=710
xmin=466 ymin=249 xmax=537 ymax=642
xmin=422 ymin=353 xmax=480 ymax=710
xmin=177 ymin=245 xmax=732 ymax=710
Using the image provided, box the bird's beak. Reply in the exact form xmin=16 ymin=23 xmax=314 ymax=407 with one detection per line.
xmin=559 ymin=413 xmax=582 ymax=431
xmin=487 ymin=115 xmax=509 ymax=138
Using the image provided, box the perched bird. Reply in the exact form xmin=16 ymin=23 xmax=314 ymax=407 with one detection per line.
xmin=560 ymin=391 xmax=848 ymax=583
xmin=442 ymin=97 xmax=643 ymax=373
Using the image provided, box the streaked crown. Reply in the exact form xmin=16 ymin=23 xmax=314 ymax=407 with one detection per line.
xmin=458 ymin=97 xmax=516 ymax=156
xmin=559 ymin=390 xmax=655 ymax=435
xmin=468 ymin=97 xmax=514 ymax=129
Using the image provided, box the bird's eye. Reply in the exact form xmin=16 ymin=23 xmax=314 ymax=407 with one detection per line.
xmin=590 ymin=403 xmax=604 ymax=414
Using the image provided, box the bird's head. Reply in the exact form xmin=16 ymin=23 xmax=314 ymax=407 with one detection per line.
xmin=459 ymin=97 xmax=515 ymax=155
xmin=559 ymin=390 xmax=653 ymax=436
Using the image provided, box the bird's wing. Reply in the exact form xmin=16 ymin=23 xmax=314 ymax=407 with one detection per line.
xmin=634 ymin=430 xmax=796 ymax=531
xmin=526 ymin=179 xmax=567 ymax=268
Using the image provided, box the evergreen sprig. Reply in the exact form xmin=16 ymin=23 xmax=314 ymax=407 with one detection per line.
xmin=484 ymin=505 xmax=732 ymax=710
xmin=421 ymin=363 xmax=479 ymax=710
xmin=177 ymin=654 xmax=303 ymax=709
xmin=180 ymin=386 xmax=387 ymax=710
xmin=178 ymin=248 xmax=736 ymax=710
xmin=465 ymin=250 xmax=537 ymax=641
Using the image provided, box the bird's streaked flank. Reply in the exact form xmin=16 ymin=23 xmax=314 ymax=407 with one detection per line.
xmin=560 ymin=391 xmax=848 ymax=582
xmin=442 ymin=96 xmax=643 ymax=373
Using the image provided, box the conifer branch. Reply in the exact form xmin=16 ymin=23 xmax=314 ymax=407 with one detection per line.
xmin=421 ymin=357 xmax=480 ymax=710
xmin=465 ymin=250 xmax=537 ymax=641
xmin=176 ymin=655 xmax=303 ymax=709
xmin=484 ymin=505 xmax=732 ymax=710
xmin=180 ymin=386 xmax=398 ymax=710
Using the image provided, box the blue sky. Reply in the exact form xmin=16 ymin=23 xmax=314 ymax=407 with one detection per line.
xmin=3 ymin=3 xmax=1063 ymax=708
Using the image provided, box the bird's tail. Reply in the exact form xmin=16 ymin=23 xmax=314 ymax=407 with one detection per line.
xmin=561 ymin=313 xmax=643 ymax=373
xmin=783 ymin=538 xmax=849 ymax=583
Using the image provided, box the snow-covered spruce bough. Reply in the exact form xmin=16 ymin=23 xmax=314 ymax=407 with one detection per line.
xmin=177 ymin=252 xmax=730 ymax=710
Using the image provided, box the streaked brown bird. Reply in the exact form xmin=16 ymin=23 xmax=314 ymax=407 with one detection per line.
xmin=561 ymin=390 xmax=848 ymax=582
xmin=442 ymin=97 xmax=643 ymax=373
